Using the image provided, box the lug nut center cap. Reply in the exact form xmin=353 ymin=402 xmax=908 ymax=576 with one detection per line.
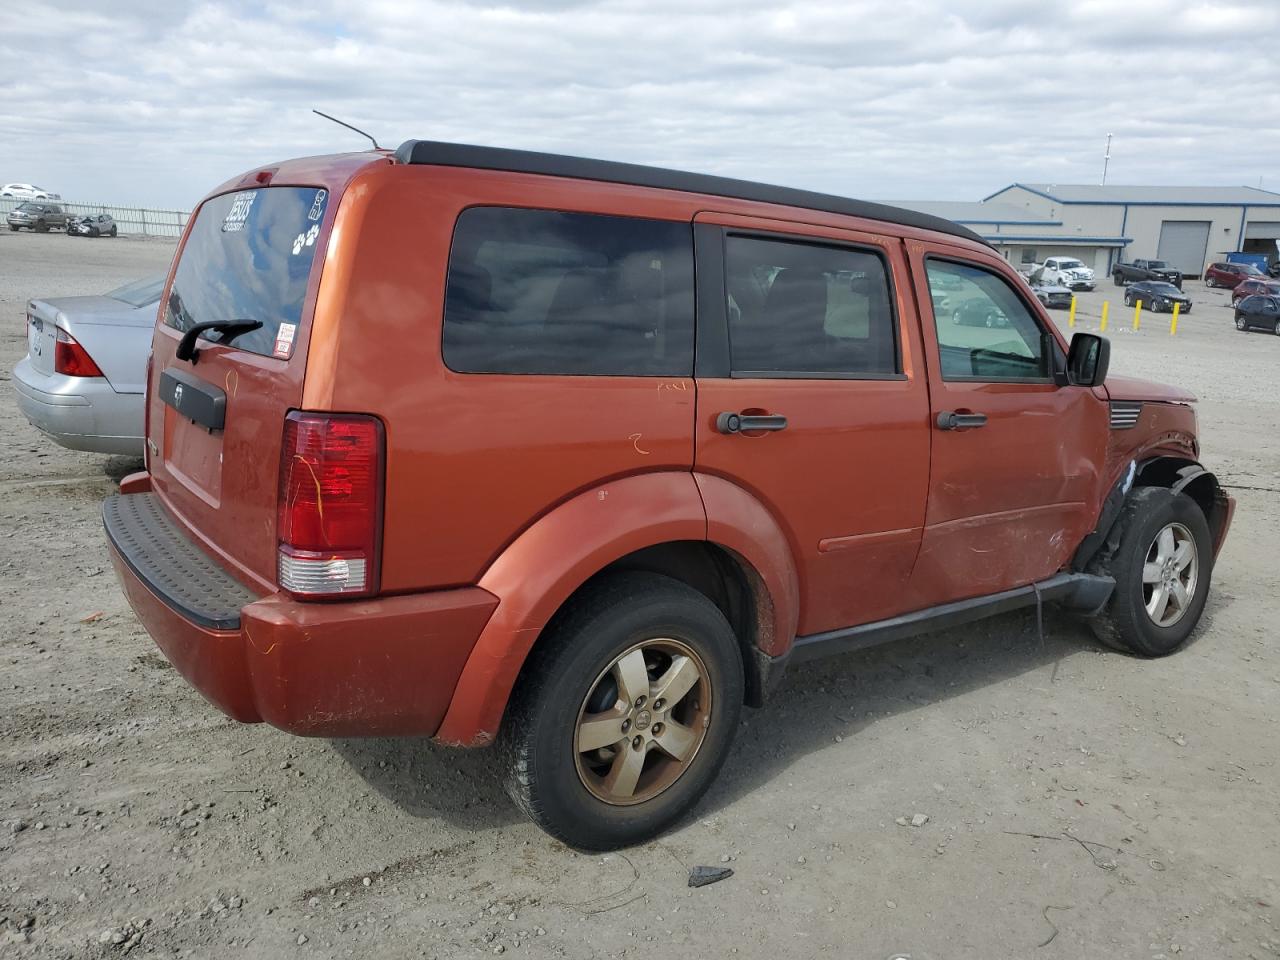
xmin=633 ymin=710 xmax=653 ymax=732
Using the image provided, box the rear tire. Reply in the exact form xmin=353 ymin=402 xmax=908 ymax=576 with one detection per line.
xmin=1089 ymin=487 xmax=1213 ymax=657
xmin=1113 ymin=273 xmax=1124 ymax=287
xmin=109 ymin=225 xmax=117 ymax=237
xmin=1273 ymin=320 xmax=1280 ymax=336
xmin=501 ymin=572 xmax=744 ymax=850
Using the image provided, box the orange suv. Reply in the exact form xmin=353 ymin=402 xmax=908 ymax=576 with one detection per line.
xmin=104 ymin=142 xmax=1234 ymax=850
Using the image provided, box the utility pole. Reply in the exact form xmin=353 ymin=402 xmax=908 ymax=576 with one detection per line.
xmin=1101 ymin=133 xmax=1112 ymax=186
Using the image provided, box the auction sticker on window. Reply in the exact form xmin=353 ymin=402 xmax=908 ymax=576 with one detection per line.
xmin=273 ymin=322 xmax=297 ymax=359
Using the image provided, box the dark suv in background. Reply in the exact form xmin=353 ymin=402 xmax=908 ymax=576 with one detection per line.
xmin=7 ymin=202 xmax=68 ymax=232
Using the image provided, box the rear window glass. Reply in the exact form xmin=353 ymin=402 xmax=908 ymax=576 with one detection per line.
xmin=443 ymin=207 xmax=694 ymax=376
xmin=164 ymin=186 xmax=329 ymax=359
xmin=107 ymin=274 xmax=165 ymax=308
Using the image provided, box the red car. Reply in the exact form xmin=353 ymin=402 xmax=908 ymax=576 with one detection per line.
xmin=1205 ymin=261 xmax=1266 ymax=288
xmin=1230 ymin=278 xmax=1280 ymax=305
xmin=102 ymin=142 xmax=1234 ymax=850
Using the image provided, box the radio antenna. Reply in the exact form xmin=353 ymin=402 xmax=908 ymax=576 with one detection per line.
xmin=312 ymin=109 xmax=381 ymax=150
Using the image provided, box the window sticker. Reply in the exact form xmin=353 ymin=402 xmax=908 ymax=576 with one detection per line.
xmin=291 ymin=224 xmax=321 ymax=256
xmin=308 ymin=189 xmax=327 ymax=221
xmin=221 ymin=191 xmax=258 ymax=233
xmin=273 ymin=322 xmax=297 ymax=359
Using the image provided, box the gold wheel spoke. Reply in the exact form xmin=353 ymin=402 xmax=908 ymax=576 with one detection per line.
xmin=652 ymin=655 xmax=700 ymax=710
xmin=612 ymin=649 xmax=650 ymax=706
xmin=653 ymin=719 xmax=697 ymax=761
xmin=603 ymin=743 xmax=646 ymax=799
xmin=578 ymin=713 xmax=626 ymax=753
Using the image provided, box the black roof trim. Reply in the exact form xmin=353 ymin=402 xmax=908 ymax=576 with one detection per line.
xmin=394 ymin=140 xmax=986 ymax=246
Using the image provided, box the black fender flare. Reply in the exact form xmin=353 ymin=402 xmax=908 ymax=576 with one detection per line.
xmin=1074 ymin=457 xmax=1227 ymax=572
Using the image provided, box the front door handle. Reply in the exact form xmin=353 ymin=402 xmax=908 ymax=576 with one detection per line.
xmin=936 ymin=410 xmax=988 ymax=431
xmin=716 ymin=411 xmax=788 ymax=435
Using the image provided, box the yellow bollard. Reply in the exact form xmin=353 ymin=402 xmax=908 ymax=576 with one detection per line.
xmin=1170 ymin=302 xmax=1181 ymax=335
xmin=1100 ymin=300 xmax=1109 ymax=332
xmin=1133 ymin=299 xmax=1142 ymax=330
xmin=1068 ymin=296 xmax=1077 ymax=328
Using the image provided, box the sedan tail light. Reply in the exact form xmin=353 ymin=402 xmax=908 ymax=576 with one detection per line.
xmin=54 ymin=328 xmax=104 ymax=377
xmin=277 ymin=412 xmax=384 ymax=598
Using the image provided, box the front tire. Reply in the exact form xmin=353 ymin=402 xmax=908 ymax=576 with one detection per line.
xmin=1113 ymin=273 xmax=1124 ymax=287
xmin=501 ymin=572 xmax=744 ymax=850
xmin=1089 ymin=487 xmax=1213 ymax=657
xmin=1235 ymin=314 xmax=1247 ymax=330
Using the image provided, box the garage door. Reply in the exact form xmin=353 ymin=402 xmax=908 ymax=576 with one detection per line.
xmin=1157 ymin=221 xmax=1211 ymax=277
xmin=1245 ymin=221 xmax=1280 ymax=240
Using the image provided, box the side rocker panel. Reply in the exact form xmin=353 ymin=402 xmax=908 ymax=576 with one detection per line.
xmin=433 ymin=472 xmax=708 ymax=746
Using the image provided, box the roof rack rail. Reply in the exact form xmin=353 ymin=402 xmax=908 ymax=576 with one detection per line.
xmin=394 ymin=140 xmax=985 ymax=246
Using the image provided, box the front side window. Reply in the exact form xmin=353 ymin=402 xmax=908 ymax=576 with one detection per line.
xmin=926 ymin=259 xmax=1050 ymax=381
xmin=443 ymin=208 xmax=694 ymax=376
xmin=723 ymin=235 xmax=898 ymax=376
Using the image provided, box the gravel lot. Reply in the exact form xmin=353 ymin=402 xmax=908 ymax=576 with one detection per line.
xmin=1 ymin=231 xmax=1277 ymax=959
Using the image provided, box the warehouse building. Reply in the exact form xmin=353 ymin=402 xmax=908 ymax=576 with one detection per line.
xmin=896 ymin=184 xmax=1280 ymax=279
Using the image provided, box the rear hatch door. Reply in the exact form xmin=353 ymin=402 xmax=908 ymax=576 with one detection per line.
xmin=147 ymin=184 xmax=332 ymax=593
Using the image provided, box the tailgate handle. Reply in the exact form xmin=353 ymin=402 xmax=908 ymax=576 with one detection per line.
xmin=160 ymin=368 xmax=226 ymax=432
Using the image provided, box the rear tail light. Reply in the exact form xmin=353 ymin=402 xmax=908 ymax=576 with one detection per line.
xmin=54 ymin=328 xmax=104 ymax=377
xmin=277 ymin=412 xmax=384 ymax=598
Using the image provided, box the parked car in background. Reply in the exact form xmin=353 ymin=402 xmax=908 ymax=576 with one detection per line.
xmin=12 ymin=274 xmax=163 ymax=455
xmin=1034 ymin=257 xmax=1096 ymax=291
xmin=1205 ymin=261 xmax=1266 ymax=289
xmin=952 ymin=298 xmax=1010 ymax=326
xmin=67 ymin=213 xmax=118 ymax=237
xmin=1230 ymin=278 xmax=1280 ymax=306
xmin=101 ymin=142 xmax=1233 ymax=851
xmin=1112 ymin=259 xmax=1183 ymax=288
xmin=1234 ymin=294 xmax=1280 ymax=334
xmin=1123 ymin=280 xmax=1192 ymax=314
xmin=7 ymin=201 xmax=68 ymax=232
xmin=1030 ymin=279 xmax=1073 ymax=309
xmin=1225 ymin=252 xmax=1271 ymax=275
xmin=1 ymin=183 xmax=60 ymax=200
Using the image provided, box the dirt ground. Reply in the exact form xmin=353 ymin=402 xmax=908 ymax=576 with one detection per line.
xmin=1 ymin=231 xmax=1277 ymax=960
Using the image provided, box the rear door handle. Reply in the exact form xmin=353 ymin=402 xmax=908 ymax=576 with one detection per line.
xmin=716 ymin=412 xmax=788 ymax=434
xmin=936 ymin=410 xmax=988 ymax=431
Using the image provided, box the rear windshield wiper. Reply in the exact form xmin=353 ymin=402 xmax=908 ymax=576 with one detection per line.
xmin=175 ymin=319 xmax=264 ymax=364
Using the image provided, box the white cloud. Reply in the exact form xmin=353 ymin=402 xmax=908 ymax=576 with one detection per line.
xmin=1 ymin=0 xmax=1277 ymax=208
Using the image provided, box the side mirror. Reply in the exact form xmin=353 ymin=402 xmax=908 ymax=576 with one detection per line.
xmin=1067 ymin=332 xmax=1109 ymax=387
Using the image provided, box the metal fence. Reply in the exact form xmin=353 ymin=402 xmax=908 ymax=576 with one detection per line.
xmin=0 ymin=196 xmax=189 ymax=238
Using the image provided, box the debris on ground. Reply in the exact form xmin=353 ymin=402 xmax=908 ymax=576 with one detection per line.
xmin=688 ymin=865 xmax=734 ymax=888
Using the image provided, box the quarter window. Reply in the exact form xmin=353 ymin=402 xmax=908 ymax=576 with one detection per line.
xmin=442 ymin=208 xmax=694 ymax=376
xmin=723 ymin=235 xmax=898 ymax=376
xmin=926 ymin=259 xmax=1051 ymax=382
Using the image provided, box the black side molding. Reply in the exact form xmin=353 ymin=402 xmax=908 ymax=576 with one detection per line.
xmin=159 ymin=367 xmax=226 ymax=432
xmin=789 ymin=572 xmax=1115 ymax=665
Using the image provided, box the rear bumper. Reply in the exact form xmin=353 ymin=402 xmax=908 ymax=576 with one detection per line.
xmin=105 ymin=490 xmax=499 ymax=737
xmin=13 ymin=357 xmax=143 ymax=456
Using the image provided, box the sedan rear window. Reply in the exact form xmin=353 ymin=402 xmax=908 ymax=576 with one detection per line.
xmin=164 ymin=186 xmax=329 ymax=359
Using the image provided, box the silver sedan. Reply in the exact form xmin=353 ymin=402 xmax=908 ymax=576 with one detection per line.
xmin=12 ymin=275 xmax=163 ymax=456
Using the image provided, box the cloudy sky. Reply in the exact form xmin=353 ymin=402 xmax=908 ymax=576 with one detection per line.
xmin=3 ymin=0 xmax=1278 ymax=209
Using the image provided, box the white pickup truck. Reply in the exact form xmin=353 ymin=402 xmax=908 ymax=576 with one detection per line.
xmin=1032 ymin=256 xmax=1096 ymax=291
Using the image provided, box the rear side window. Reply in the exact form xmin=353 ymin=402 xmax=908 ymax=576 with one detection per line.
xmin=443 ymin=208 xmax=694 ymax=376
xmin=723 ymin=235 xmax=898 ymax=377
xmin=164 ymin=186 xmax=329 ymax=359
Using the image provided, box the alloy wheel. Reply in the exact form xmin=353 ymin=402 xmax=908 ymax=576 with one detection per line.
xmin=574 ymin=638 xmax=712 ymax=806
xmin=1141 ymin=522 xmax=1199 ymax=628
